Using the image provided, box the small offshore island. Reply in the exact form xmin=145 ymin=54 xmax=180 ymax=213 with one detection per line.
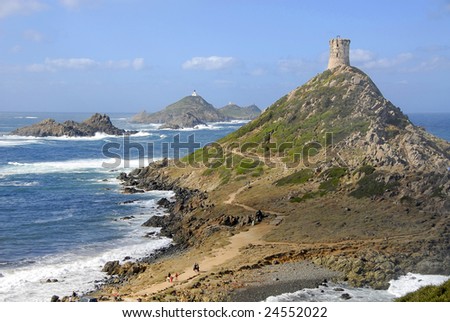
xmin=88 ymin=38 xmax=448 ymax=302
xmin=131 ymin=91 xmax=261 ymax=129
xmin=11 ymin=113 xmax=136 ymax=137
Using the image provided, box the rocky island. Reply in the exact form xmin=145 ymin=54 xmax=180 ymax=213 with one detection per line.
xmin=11 ymin=113 xmax=136 ymax=137
xmin=218 ymin=103 xmax=261 ymax=120
xmin=131 ymin=91 xmax=261 ymax=129
xmin=93 ymin=38 xmax=449 ymax=302
xmin=131 ymin=92 xmax=227 ymax=129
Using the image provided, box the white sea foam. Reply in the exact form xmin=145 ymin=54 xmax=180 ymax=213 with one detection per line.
xmin=13 ymin=116 xmax=38 ymax=119
xmin=33 ymin=213 xmax=74 ymax=224
xmin=0 ymin=190 xmax=175 ymax=302
xmin=0 ymin=181 xmax=39 ymax=187
xmin=0 ymin=138 xmax=43 ymax=147
xmin=387 ymin=272 xmax=449 ymax=297
xmin=0 ymin=131 xmax=151 ymax=147
xmin=265 ymin=273 xmax=450 ymax=302
xmin=1 ymin=157 xmax=161 ymax=176
xmin=2 ymin=159 xmax=110 ymax=176
xmin=129 ymin=131 xmax=152 ymax=137
xmin=0 ymin=237 xmax=171 ymax=301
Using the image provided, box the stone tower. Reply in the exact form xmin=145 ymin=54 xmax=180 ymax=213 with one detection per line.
xmin=328 ymin=37 xmax=351 ymax=70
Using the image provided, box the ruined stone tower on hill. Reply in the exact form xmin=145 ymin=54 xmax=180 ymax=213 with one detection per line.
xmin=328 ymin=37 xmax=351 ymax=69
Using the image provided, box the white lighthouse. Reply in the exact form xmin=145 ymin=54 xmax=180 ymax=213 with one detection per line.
xmin=191 ymin=90 xmax=198 ymax=97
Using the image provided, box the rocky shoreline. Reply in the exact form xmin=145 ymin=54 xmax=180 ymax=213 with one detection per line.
xmin=80 ymin=159 xmax=447 ymax=302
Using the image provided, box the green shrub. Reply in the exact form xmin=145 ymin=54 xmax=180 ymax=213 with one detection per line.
xmin=356 ymin=164 xmax=375 ymax=175
xmin=350 ymin=171 xmax=399 ymax=198
xmin=318 ymin=167 xmax=347 ymax=192
xmin=275 ymin=169 xmax=314 ymax=186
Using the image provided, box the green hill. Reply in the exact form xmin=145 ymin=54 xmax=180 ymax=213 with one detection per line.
xmin=218 ymin=103 xmax=261 ymax=120
xmin=131 ymin=95 xmax=228 ymax=128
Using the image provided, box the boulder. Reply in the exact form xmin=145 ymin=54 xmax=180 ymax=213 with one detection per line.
xmin=102 ymin=260 xmax=120 ymax=275
xmin=50 ymin=295 xmax=60 ymax=302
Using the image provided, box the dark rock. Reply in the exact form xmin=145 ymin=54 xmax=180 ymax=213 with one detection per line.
xmin=11 ymin=113 xmax=137 ymax=137
xmin=119 ymin=199 xmax=139 ymax=205
xmin=50 ymin=295 xmax=59 ymax=302
xmin=102 ymin=260 xmax=120 ymax=275
xmin=142 ymin=215 xmax=167 ymax=228
xmin=160 ymin=112 xmax=207 ymax=129
xmin=341 ymin=293 xmax=352 ymax=300
xmin=123 ymin=187 xmax=145 ymax=194
xmin=157 ymin=197 xmax=172 ymax=208
xmin=334 ymin=287 xmax=345 ymax=292
xmin=119 ymin=216 xmax=135 ymax=220
xmin=46 ymin=278 xmax=58 ymax=283
xmin=117 ymin=172 xmax=128 ymax=181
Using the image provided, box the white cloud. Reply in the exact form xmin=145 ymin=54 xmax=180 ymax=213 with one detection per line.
xmin=249 ymin=67 xmax=267 ymax=76
xmin=408 ymin=56 xmax=450 ymax=72
xmin=353 ymin=52 xmax=413 ymax=69
xmin=182 ymin=56 xmax=236 ymax=70
xmin=58 ymin=0 xmax=93 ymax=10
xmin=132 ymin=58 xmax=145 ymax=71
xmin=23 ymin=29 xmax=45 ymax=42
xmin=350 ymin=49 xmax=376 ymax=63
xmin=277 ymin=59 xmax=306 ymax=73
xmin=10 ymin=45 xmax=22 ymax=53
xmin=0 ymin=0 xmax=45 ymax=18
xmin=26 ymin=58 xmax=145 ymax=72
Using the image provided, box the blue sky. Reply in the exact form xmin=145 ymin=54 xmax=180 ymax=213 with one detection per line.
xmin=0 ymin=0 xmax=449 ymax=114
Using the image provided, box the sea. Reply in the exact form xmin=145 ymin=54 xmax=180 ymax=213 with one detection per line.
xmin=0 ymin=112 xmax=449 ymax=302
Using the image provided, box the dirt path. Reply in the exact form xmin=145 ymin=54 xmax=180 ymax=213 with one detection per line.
xmin=129 ymin=221 xmax=273 ymax=299
xmin=224 ymin=175 xmax=282 ymax=216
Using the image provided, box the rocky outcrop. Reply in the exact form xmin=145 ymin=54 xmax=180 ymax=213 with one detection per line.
xmin=11 ymin=113 xmax=136 ymax=137
xmin=160 ymin=112 xmax=207 ymax=129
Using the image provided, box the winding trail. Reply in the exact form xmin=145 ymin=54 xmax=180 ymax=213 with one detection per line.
xmin=131 ymin=219 xmax=273 ymax=299
xmin=126 ymin=174 xmax=285 ymax=300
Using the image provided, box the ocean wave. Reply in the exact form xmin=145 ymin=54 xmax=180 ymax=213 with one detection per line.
xmin=159 ymin=124 xmax=214 ymax=131
xmin=0 ymin=181 xmax=39 ymax=187
xmin=210 ymin=120 xmax=251 ymax=125
xmin=1 ymin=157 xmax=162 ymax=176
xmin=0 ymin=138 xmax=43 ymax=147
xmin=1 ymin=131 xmax=151 ymax=144
xmin=0 ymin=237 xmax=171 ymax=301
xmin=13 ymin=116 xmax=38 ymax=119
xmin=387 ymin=272 xmax=449 ymax=297
xmin=127 ymin=131 xmax=153 ymax=137
xmin=33 ymin=213 xmax=74 ymax=224
xmin=266 ymin=273 xmax=450 ymax=302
